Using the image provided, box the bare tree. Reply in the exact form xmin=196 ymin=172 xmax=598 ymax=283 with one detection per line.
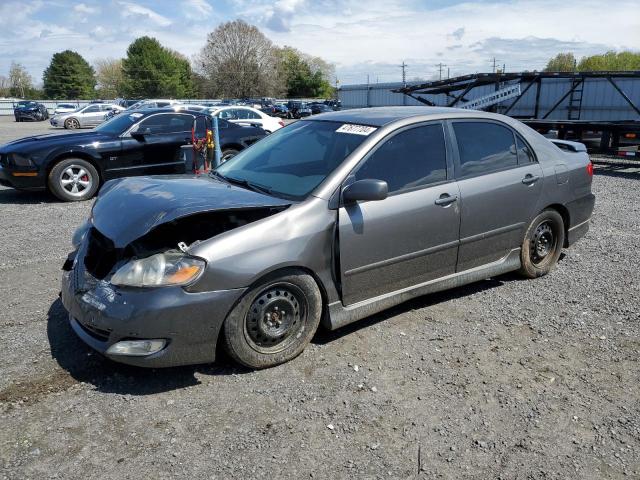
xmin=197 ymin=20 xmax=283 ymax=98
xmin=0 ymin=75 xmax=9 ymax=97
xmin=9 ymin=62 xmax=32 ymax=98
xmin=95 ymin=58 xmax=125 ymax=98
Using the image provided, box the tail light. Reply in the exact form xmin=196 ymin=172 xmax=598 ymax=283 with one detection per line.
xmin=586 ymin=162 xmax=593 ymax=177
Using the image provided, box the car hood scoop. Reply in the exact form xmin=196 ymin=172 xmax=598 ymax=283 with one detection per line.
xmin=92 ymin=175 xmax=291 ymax=248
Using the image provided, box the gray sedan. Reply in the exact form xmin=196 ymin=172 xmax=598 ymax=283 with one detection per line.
xmin=61 ymin=107 xmax=595 ymax=369
xmin=50 ymin=103 xmax=124 ymax=129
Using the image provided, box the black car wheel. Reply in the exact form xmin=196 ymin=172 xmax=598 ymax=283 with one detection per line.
xmin=48 ymin=158 xmax=99 ymax=202
xmin=64 ymin=118 xmax=80 ymax=129
xmin=223 ymin=270 xmax=322 ymax=369
xmin=221 ymin=148 xmax=239 ymax=163
xmin=519 ymin=209 xmax=565 ymax=278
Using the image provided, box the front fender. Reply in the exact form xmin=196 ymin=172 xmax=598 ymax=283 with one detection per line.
xmin=188 ymin=197 xmax=340 ymax=303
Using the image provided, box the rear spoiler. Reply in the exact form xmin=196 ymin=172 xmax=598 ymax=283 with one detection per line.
xmin=549 ymin=139 xmax=587 ymax=153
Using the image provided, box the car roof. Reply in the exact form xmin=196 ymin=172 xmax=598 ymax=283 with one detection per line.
xmin=134 ymin=107 xmax=210 ymax=116
xmin=306 ymin=106 xmax=495 ymax=127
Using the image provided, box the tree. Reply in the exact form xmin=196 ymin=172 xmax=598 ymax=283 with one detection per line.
xmin=43 ymin=50 xmax=96 ymax=99
xmin=197 ymin=20 xmax=282 ymax=98
xmin=0 ymin=75 xmax=9 ymax=97
xmin=578 ymin=51 xmax=640 ymax=71
xmin=122 ymin=37 xmax=194 ymax=98
xmin=95 ymin=58 xmax=125 ymax=98
xmin=276 ymin=46 xmax=334 ymax=98
xmin=8 ymin=62 xmax=33 ymax=97
xmin=544 ymin=53 xmax=577 ymax=72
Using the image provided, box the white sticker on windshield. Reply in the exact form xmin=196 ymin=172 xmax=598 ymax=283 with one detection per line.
xmin=336 ymin=124 xmax=377 ymax=136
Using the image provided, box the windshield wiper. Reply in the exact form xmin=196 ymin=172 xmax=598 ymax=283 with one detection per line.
xmin=223 ymin=176 xmax=274 ymax=196
xmin=209 ymin=170 xmax=229 ymax=183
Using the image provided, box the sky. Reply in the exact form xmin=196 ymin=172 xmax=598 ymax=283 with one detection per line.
xmin=0 ymin=0 xmax=638 ymax=87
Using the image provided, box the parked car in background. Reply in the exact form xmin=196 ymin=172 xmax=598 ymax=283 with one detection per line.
xmin=296 ymin=103 xmax=312 ymax=118
xmin=207 ymin=106 xmax=284 ymax=133
xmin=58 ymin=107 xmax=594 ymax=369
xmin=310 ymin=103 xmax=334 ymax=115
xmin=54 ymin=103 xmax=79 ymax=115
xmin=0 ymin=108 xmax=268 ymax=201
xmin=50 ymin=103 xmax=124 ymax=129
xmin=261 ymin=104 xmax=290 ymax=119
xmin=13 ymin=101 xmax=49 ymax=122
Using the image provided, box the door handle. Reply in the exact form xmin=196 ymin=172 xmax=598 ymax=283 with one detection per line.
xmin=522 ymin=174 xmax=540 ymax=185
xmin=434 ymin=194 xmax=458 ymax=206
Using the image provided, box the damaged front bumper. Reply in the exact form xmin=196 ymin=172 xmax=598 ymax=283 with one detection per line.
xmin=61 ymin=249 xmax=246 ymax=368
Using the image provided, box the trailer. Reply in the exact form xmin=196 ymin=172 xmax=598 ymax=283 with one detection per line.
xmin=338 ymin=71 xmax=640 ymax=155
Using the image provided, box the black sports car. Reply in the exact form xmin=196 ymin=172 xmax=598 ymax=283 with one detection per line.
xmin=14 ymin=101 xmax=49 ymax=122
xmin=0 ymin=108 xmax=267 ymax=201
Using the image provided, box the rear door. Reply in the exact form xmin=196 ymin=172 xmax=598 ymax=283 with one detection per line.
xmin=338 ymin=122 xmax=461 ymax=305
xmin=450 ymin=120 xmax=544 ymax=271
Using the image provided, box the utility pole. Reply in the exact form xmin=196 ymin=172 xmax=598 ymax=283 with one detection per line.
xmin=436 ymin=63 xmax=447 ymax=80
xmin=447 ymin=67 xmax=450 ymax=79
xmin=400 ymin=61 xmax=407 ymax=86
xmin=491 ymin=57 xmax=501 ymax=73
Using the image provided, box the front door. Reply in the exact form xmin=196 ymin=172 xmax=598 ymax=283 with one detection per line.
xmin=339 ymin=122 xmax=461 ymax=306
xmin=124 ymin=112 xmax=195 ymax=176
xmin=450 ymin=120 xmax=544 ymax=271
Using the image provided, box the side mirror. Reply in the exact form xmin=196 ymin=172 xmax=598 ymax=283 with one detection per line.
xmin=130 ymin=131 xmax=146 ymax=141
xmin=342 ymin=179 xmax=388 ymax=203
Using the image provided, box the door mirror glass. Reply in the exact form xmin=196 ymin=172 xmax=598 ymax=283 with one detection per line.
xmin=343 ymin=179 xmax=388 ymax=203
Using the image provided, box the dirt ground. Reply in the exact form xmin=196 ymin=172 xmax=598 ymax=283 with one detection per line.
xmin=0 ymin=116 xmax=639 ymax=479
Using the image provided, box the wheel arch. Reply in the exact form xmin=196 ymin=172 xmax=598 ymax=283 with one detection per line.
xmin=541 ymin=203 xmax=570 ymax=247
xmin=45 ymin=152 xmax=104 ymax=191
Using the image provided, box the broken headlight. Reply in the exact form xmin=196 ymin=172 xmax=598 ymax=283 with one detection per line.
xmin=71 ymin=220 xmax=91 ymax=249
xmin=110 ymin=253 xmax=205 ymax=288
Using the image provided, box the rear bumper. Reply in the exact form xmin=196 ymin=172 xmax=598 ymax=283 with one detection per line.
xmin=61 ymin=257 xmax=246 ymax=368
xmin=566 ymin=193 xmax=595 ymax=247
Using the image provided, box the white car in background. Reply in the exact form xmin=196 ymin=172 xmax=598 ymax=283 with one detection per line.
xmin=53 ymin=103 xmax=79 ymax=115
xmin=207 ymin=106 xmax=284 ymax=133
xmin=50 ymin=103 xmax=125 ymax=129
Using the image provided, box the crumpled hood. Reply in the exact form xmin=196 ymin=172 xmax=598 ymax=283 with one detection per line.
xmin=91 ymin=175 xmax=291 ymax=248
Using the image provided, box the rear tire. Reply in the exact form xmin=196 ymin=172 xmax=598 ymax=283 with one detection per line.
xmin=518 ymin=209 xmax=565 ymax=278
xmin=223 ymin=271 xmax=322 ymax=369
xmin=48 ymin=158 xmax=99 ymax=202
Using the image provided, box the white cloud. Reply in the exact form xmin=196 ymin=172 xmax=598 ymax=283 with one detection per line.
xmin=73 ymin=3 xmax=99 ymax=14
xmin=182 ymin=0 xmax=213 ymax=19
xmin=119 ymin=1 xmax=172 ymax=27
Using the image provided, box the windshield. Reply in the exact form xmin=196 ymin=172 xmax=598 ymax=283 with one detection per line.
xmin=215 ymin=120 xmax=372 ymax=200
xmin=94 ymin=112 xmax=144 ymax=135
xmin=17 ymin=102 xmax=36 ymax=107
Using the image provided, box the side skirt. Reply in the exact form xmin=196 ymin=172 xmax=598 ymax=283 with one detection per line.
xmin=324 ymin=248 xmax=521 ymax=331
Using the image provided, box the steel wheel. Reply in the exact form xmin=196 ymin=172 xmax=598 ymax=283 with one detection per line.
xmin=65 ymin=118 xmax=80 ymax=129
xmin=530 ymin=220 xmax=556 ymax=266
xmin=243 ymin=283 xmax=307 ymax=354
xmin=59 ymin=164 xmax=94 ymax=198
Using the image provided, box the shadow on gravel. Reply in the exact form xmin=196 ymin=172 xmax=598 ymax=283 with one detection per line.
xmin=313 ymin=272 xmax=523 ymax=345
xmin=47 ymin=298 xmax=250 ymax=396
xmin=0 ymin=187 xmax=57 ymax=205
xmin=593 ymin=162 xmax=640 ymax=180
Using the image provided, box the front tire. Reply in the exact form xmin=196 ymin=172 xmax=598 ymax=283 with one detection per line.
xmin=518 ymin=209 xmax=565 ymax=278
xmin=64 ymin=118 xmax=80 ymax=129
xmin=223 ymin=271 xmax=322 ymax=369
xmin=48 ymin=158 xmax=99 ymax=202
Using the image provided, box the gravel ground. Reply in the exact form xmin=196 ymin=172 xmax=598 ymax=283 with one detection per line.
xmin=0 ymin=116 xmax=639 ymax=479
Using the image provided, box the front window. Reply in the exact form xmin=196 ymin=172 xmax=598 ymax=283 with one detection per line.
xmin=215 ymin=120 xmax=371 ymax=200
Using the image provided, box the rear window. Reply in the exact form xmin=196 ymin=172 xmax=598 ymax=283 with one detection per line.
xmin=453 ymin=121 xmax=518 ymax=177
